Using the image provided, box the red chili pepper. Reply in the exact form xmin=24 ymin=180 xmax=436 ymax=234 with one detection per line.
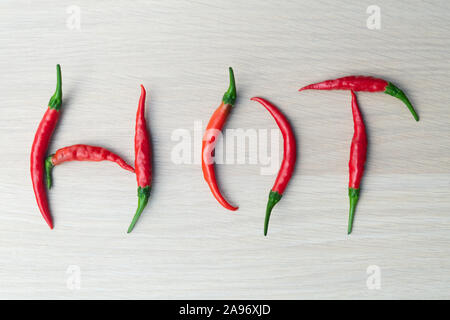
xmin=45 ymin=144 xmax=135 ymax=189
xmin=299 ymin=76 xmax=419 ymax=121
xmin=30 ymin=64 xmax=62 ymax=229
xmin=250 ymin=97 xmax=297 ymax=236
xmin=202 ymin=67 xmax=238 ymax=211
xmin=127 ymin=85 xmax=152 ymax=233
xmin=348 ymin=91 xmax=368 ymax=234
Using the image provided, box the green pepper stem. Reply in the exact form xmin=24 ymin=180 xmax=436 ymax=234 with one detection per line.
xmin=127 ymin=186 xmax=151 ymax=233
xmin=45 ymin=155 xmax=54 ymax=190
xmin=222 ymin=67 xmax=237 ymax=105
xmin=348 ymin=188 xmax=360 ymax=234
xmin=48 ymin=64 xmax=62 ymax=110
xmin=384 ymin=82 xmax=419 ymax=121
xmin=264 ymin=190 xmax=282 ymax=236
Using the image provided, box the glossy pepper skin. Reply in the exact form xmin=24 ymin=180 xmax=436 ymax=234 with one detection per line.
xmin=299 ymin=76 xmax=419 ymax=121
xmin=127 ymin=85 xmax=152 ymax=233
xmin=348 ymin=91 xmax=368 ymax=234
xmin=250 ymin=97 xmax=296 ymax=236
xmin=45 ymin=144 xmax=135 ymax=189
xmin=30 ymin=64 xmax=62 ymax=229
xmin=202 ymin=67 xmax=238 ymax=211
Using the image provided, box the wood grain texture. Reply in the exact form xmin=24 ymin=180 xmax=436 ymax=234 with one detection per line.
xmin=0 ymin=0 xmax=449 ymax=299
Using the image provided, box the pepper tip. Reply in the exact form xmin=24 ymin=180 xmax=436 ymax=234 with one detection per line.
xmin=384 ymin=82 xmax=419 ymax=122
xmin=127 ymin=221 xmax=136 ymax=233
xmin=348 ymin=188 xmax=359 ymax=236
xmin=45 ymin=155 xmax=54 ymax=190
xmin=264 ymin=191 xmax=282 ymax=237
xmin=48 ymin=64 xmax=62 ymax=110
xmin=222 ymin=67 xmax=236 ymax=105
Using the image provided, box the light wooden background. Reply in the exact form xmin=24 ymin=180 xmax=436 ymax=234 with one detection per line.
xmin=0 ymin=0 xmax=449 ymax=299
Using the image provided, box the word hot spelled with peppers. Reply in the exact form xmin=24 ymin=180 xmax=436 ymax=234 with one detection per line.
xmin=31 ymin=65 xmax=148 ymax=232
xmin=31 ymin=64 xmax=63 ymax=229
xmin=127 ymin=85 xmax=153 ymax=233
xmin=300 ymin=76 xmax=419 ymax=233
xmin=299 ymin=76 xmax=419 ymax=121
xmin=251 ymin=97 xmax=297 ymax=236
xmin=30 ymin=65 xmax=419 ymax=236
xmin=347 ymin=91 xmax=367 ymax=234
xmin=202 ymin=67 xmax=238 ymax=211
xmin=45 ymin=145 xmax=134 ymax=189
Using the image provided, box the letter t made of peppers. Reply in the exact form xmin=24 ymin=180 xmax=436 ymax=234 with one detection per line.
xmin=31 ymin=65 xmax=419 ymax=235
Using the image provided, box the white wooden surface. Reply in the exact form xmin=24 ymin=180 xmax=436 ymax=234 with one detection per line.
xmin=0 ymin=0 xmax=449 ymax=299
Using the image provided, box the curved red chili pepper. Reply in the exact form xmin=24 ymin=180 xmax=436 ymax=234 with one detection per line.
xmin=348 ymin=91 xmax=368 ymax=234
xmin=250 ymin=97 xmax=297 ymax=236
xmin=299 ymin=75 xmax=419 ymax=121
xmin=127 ymin=85 xmax=152 ymax=233
xmin=202 ymin=67 xmax=238 ymax=211
xmin=45 ymin=144 xmax=134 ymax=189
xmin=30 ymin=64 xmax=62 ymax=229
